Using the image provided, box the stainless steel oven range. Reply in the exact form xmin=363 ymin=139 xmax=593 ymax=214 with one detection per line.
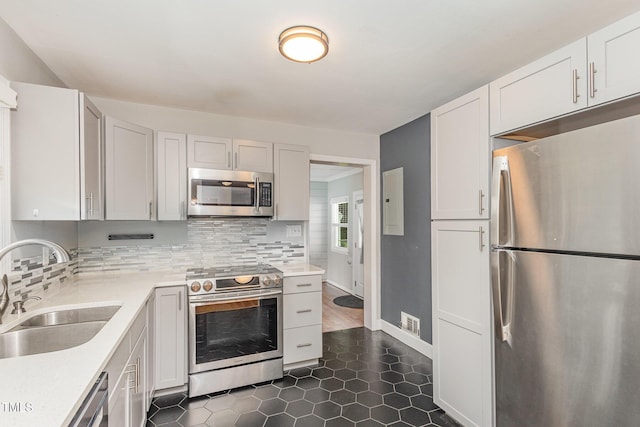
xmin=186 ymin=264 xmax=283 ymax=398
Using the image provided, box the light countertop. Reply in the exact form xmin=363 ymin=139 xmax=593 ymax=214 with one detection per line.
xmin=0 ymin=263 xmax=323 ymax=426
xmin=272 ymin=262 xmax=325 ymax=276
xmin=0 ymin=271 xmax=184 ymax=427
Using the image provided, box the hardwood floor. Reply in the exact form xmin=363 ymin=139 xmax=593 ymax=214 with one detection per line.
xmin=322 ymin=281 xmax=364 ymax=332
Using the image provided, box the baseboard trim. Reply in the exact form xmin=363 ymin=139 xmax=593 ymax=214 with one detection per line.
xmin=380 ymin=320 xmax=433 ymax=358
xmin=325 ymin=279 xmax=357 ymax=297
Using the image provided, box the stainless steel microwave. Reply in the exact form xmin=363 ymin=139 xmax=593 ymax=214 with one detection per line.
xmin=188 ymin=168 xmax=274 ymax=217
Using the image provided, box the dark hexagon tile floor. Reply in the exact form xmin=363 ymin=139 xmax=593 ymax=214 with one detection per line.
xmin=147 ymin=328 xmax=461 ymax=427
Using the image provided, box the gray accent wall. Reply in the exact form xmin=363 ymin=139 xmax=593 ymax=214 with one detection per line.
xmin=380 ymin=113 xmax=432 ymax=343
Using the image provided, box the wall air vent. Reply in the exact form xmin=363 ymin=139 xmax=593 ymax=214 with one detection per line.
xmin=401 ymin=311 xmax=420 ymax=337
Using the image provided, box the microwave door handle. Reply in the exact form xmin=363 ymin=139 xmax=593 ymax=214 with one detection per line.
xmin=255 ymin=177 xmax=260 ymax=212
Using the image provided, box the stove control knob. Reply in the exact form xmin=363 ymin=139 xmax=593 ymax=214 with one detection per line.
xmin=203 ymin=280 xmax=213 ymax=292
xmin=274 ymin=276 xmax=282 ymax=286
xmin=190 ymin=281 xmax=201 ymax=293
xmin=263 ymin=275 xmax=274 ymax=286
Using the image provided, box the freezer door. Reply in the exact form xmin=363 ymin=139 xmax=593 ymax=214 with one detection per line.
xmin=492 ymin=249 xmax=640 ymax=427
xmin=491 ymin=114 xmax=640 ymax=256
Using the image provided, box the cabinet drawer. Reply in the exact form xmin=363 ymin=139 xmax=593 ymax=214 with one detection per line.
xmin=283 ymin=275 xmax=322 ymax=294
xmin=284 ymin=293 xmax=322 ymax=329
xmin=283 ymin=325 xmax=322 ymax=365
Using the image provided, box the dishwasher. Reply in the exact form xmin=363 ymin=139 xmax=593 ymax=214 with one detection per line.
xmin=68 ymin=372 xmax=108 ymax=427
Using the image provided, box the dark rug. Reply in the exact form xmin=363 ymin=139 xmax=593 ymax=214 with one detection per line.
xmin=333 ymin=295 xmax=364 ymax=309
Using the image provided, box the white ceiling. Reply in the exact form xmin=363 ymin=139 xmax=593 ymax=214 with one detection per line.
xmin=1 ymin=1 xmax=639 ymax=135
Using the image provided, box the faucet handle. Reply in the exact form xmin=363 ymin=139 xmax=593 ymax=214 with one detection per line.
xmin=11 ymin=296 xmax=42 ymax=314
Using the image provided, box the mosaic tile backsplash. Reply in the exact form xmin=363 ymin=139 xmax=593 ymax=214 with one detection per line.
xmin=7 ymin=249 xmax=78 ymax=300
xmin=7 ymin=218 xmax=305 ymax=299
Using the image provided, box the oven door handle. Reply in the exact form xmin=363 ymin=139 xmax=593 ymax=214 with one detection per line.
xmin=189 ymin=289 xmax=282 ymax=304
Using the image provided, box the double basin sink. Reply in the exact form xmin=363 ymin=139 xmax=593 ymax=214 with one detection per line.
xmin=0 ymin=305 xmax=120 ymax=359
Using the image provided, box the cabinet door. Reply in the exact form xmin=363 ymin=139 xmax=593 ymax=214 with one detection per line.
xmin=273 ymin=143 xmax=310 ymax=220
xmin=146 ymin=295 xmax=156 ymax=411
xmin=187 ymin=134 xmax=232 ymax=169
xmin=233 ymin=139 xmax=273 ymax=172
xmin=156 ymin=132 xmax=187 ymax=220
xmin=129 ymin=332 xmax=147 ymax=427
xmin=80 ymin=94 xmax=103 ymax=220
xmin=10 ymin=82 xmax=81 ymax=220
xmin=105 ymin=117 xmax=154 ymax=220
xmin=431 ymin=86 xmax=489 ymax=220
xmin=431 ymin=220 xmax=491 ymax=427
xmin=155 ymin=286 xmax=187 ymax=390
xmin=490 ymin=39 xmax=587 ymax=135
xmin=588 ymin=10 xmax=640 ymax=106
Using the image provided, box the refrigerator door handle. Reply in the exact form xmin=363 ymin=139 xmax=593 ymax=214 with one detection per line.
xmin=491 ymin=249 xmax=515 ymax=344
xmin=491 ymin=156 xmax=515 ymax=248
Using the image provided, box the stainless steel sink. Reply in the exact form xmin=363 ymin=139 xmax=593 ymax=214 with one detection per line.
xmin=0 ymin=321 xmax=108 ymax=359
xmin=10 ymin=305 xmax=120 ymax=330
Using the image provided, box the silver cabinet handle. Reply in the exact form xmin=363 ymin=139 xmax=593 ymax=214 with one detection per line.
xmin=136 ymin=357 xmax=140 ymax=392
xmin=479 ymin=226 xmax=485 ymax=252
xmin=178 ymin=290 xmax=182 ymax=311
xmin=589 ymin=62 xmax=597 ymax=98
xmin=234 ymin=152 xmax=238 ymax=169
xmin=572 ymin=69 xmax=580 ymax=103
xmin=227 ymin=151 xmax=231 ymax=169
xmin=254 ymin=177 xmax=260 ymax=212
xmin=296 ymin=283 xmax=312 ymax=288
xmin=297 ymin=309 xmax=312 ymax=314
xmin=149 ymin=201 xmax=152 ymax=220
xmin=479 ymin=190 xmax=485 ymax=215
xmin=297 ymin=343 xmax=312 ymax=348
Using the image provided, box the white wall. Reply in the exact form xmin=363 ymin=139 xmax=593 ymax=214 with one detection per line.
xmin=90 ymin=97 xmax=379 ymax=159
xmin=326 ymin=171 xmax=363 ymax=292
xmin=0 ymin=18 xmax=64 ymax=87
xmin=309 ymin=182 xmax=328 ymax=279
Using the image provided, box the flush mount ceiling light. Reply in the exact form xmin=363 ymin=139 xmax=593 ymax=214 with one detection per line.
xmin=279 ymin=25 xmax=329 ymax=63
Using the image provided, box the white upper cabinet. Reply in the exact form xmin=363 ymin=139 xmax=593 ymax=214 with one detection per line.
xmin=105 ymin=117 xmax=154 ymax=220
xmin=273 ymin=143 xmax=309 ymax=220
xmin=80 ymin=96 xmax=103 ymax=220
xmin=233 ymin=139 xmax=273 ymax=173
xmin=490 ymin=40 xmax=588 ymax=135
xmin=490 ymin=10 xmax=640 ymax=135
xmin=186 ymin=136 xmax=273 ymax=173
xmin=10 ymin=82 xmax=103 ymax=220
xmin=156 ymin=132 xmax=187 ymax=221
xmin=187 ymin=134 xmax=232 ymax=169
xmin=431 ymin=86 xmax=490 ymax=220
xmin=588 ymin=10 xmax=640 ymax=106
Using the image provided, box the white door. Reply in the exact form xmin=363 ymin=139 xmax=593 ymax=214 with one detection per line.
xmin=588 ymin=10 xmax=640 ymax=106
xmin=352 ymin=190 xmax=364 ymax=298
xmin=431 ymin=220 xmax=492 ymax=427
xmin=431 ymin=86 xmax=490 ymax=220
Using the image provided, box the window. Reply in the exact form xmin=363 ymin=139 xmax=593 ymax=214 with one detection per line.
xmin=331 ymin=196 xmax=349 ymax=253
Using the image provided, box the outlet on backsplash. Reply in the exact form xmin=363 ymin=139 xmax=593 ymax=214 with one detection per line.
xmin=286 ymin=224 xmax=302 ymax=238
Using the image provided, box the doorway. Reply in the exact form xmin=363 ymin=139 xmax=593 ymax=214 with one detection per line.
xmin=309 ymin=162 xmax=365 ymax=332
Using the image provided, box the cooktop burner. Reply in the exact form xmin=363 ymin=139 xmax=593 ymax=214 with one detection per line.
xmin=186 ymin=263 xmax=283 ymax=296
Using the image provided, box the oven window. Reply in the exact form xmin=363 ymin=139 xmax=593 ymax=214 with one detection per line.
xmin=192 ymin=179 xmax=255 ymax=206
xmin=194 ymin=297 xmax=278 ymax=364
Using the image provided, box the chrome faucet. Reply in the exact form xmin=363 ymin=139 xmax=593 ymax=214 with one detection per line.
xmin=0 ymin=239 xmax=70 ymax=324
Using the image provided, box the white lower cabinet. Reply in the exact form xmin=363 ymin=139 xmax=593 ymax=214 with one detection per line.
xmin=431 ymin=220 xmax=491 ymax=427
xmin=154 ymin=286 xmax=187 ymax=390
xmin=282 ymin=274 xmax=322 ymax=367
xmin=107 ymin=306 xmax=148 ymax=427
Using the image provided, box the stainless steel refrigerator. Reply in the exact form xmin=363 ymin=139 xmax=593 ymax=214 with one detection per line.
xmin=491 ymin=114 xmax=640 ymax=427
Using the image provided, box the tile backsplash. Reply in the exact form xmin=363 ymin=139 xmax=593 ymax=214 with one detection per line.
xmin=6 ymin=218 xmax=305 ymax=299
xmin=76 ymin=218 xmax=305 ymax=273
xmin=7 ymin=249 xmax=78 ymax=300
